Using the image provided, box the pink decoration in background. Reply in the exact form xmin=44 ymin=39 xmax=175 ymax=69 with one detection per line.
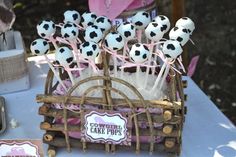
xmin=187 ymin=55 xmax=199 ymax=77
xmin=89 ymin=0 xmax=154 ymax=20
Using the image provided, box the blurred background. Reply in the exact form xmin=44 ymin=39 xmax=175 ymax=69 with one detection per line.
xmin=10 ymin=0 xmax=236 ymax=124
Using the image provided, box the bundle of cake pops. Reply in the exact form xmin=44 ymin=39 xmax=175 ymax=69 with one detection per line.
xmin=30 ymin=10 xmax=195 ymax=100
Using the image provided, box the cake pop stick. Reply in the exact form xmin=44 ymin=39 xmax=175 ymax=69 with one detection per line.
xmin=117 ymin=22 xmax=136 ymax=77
xmin=30 ymin=39 xmax=67 ymax=91
xmin=36 ymin=20 xmax=58 ymax=49
xmin=104 ymin=32 xmax=125 ymax=77
xmin=131 ymin=11 xmax=151 ymax=42
xmin=143 ymin=22 xmax=165 ymax=89
xmin=151 ymin=40 xmax=183 ymax=92
xmin=55 ymin=46 xmax=76 ymax=85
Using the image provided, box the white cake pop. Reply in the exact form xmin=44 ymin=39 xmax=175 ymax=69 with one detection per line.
xmin=81 ymin=12 xmax=97 ymax=28
xmin=37 ymin=20 xmax=56 ymax=38
xmin=131 ymin=11 xmax=151 ymax=29
xmin=94 ymin=16 xmax=112 ymax=33
xmin=162 ymin=39 xmax=183 ymax=60
xmin=129 ymin=43 xmax=150 ymax=63
xmin=63 ymin=10 xmax=81 ymax=25
xmin=61 ymin=22 xmax=79 ymax=41
xmin=153 ymin=15 xmax=171 ymax=33
xmin=55 ymin=47 xmax=74 ymax=67
xmin=30 ymin=38 xmax=50 ymax=55
xmin=104 ymin=32 xmax=124 ymax=51
xmin=80 ymin=41 xmax=100 ymax=60
xmin=117 ymin=22 xmax=136 ymax=41
xmin=169 ymin=26 xmax=190 ymax=46
xmin=175 ymin=17 xmax=195 ymax=35
xmin=145 ymin=22 xmax=164 ymax=42
xmin=83 ymin=25 xmax=103 ymax=43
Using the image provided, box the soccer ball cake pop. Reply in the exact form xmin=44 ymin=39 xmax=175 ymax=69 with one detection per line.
xmin=63 ymin=10 xmax=81 ymax=25
xmin=81 ymin=12 xmax=97 ymax=28
xmin=30 ymin=38 xmax=50 ymax=55
xmin=153 ymin=15 xmax=171 ymax=33
xmin=129 ymin=43 xmax=150 ymax=64
xmin=80 ymin=41 xmax=100 ymax=60
xmin=61 ymin=22 xmax=79 ymax=41
xmin=131 ymin=11 xmax=151 ymax=29
xmin=169 ymin=26 xmax=190 ymax=46
xmin=145 ymin=22 xmax=164 ymax=42
xmin=175 ymin=17 xmax=195 ymax=35
xmin=117 ymin=22 xmax=136 ymax=41
xmin=162 ymin=39 xmax=183 ymax=60
xmin=37 ymin=20 xmax=56 ymax=38
xmin=104 ymin=32 xmax=124 ymax=51
xmin=94 ymin=16 xmax=112 ymax=33
xmin=83 ymin=25 xmax=103 ymax=43
xmin=55 ymin=47 xmax=74 ymax=66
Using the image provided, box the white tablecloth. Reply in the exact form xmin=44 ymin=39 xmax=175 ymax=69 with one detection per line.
xmin=1 ymin=57 xmax=236 ymax=157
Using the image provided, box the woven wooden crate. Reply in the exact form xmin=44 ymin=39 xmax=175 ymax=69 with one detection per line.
xmin=36 ymin=51 xmax=187 ymax=156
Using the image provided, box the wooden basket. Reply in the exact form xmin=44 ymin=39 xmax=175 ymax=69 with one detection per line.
xmin=36 ymin=51 xmax=187 ymax=156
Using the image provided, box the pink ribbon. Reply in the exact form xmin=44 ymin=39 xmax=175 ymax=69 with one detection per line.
xmin=154 ymin=51 xmax=182 ymax=74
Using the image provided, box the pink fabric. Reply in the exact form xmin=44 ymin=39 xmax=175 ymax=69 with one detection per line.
xmin=89 ymin=0 xmax=154 ymax=20
xmin=187 ymin=55 xmax=199 ymax=77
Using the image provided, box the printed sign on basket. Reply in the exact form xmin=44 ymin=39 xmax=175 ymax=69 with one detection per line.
xmin=0 ymin=140 xmax=44 ymax=157
xmin=81 ymin=110 xmax=132 ymax=146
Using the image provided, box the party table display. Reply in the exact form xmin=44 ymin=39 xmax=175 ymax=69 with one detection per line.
xmin=33 ymin=10 xmax=194 ymax=156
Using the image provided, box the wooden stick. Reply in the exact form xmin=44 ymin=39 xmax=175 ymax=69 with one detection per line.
xmin=44 ymin=131 xmax=56 ymax=142
xmin=164 ymin=138 xmax=176 ymax=148
xmin=163 ymin=110 xmax=172 ymax=121
xmin=36 ymin=95 xmax=182 ymax=109
xmin=43 ymin=137 xmax=179 ymax=153
xmin=48 ymin=145 xmax=56 ymax=157
xmin=162 ymin=125 xmax=173 ymax=134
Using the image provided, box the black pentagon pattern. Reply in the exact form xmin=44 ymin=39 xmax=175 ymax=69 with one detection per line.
xmin=135 ymin=21 xmax=143 ymax=26
xmin=161 ymin=25 xmax=167 ymax=32
xmin=91 ymin=14 xmax=97 ymax=19
xmin=124 ymin=31 xmax=131 ymax=38
xmin=174 ymin=27 xmax=178 ymax=31
xmin=43 ymin=41 xmax=47 ymax=46
xmin=87 ymin=22 xmax=93 ymax=26
xmin=92 ymin=44 xmax=97 ymax=51
xmin=91 ymin=25 xmax=98 ymax=29
xmin=150 ymin=31 xmax=156 ymax=37
xmin=83 ymin=42 xmax=90 ymax=47
xmin=64 ymin=23 xmax=72 ymax=28
xmin=35 ymin=50 xmax=40 ymax=54
xmin=96 ymin=17 xmax=105 ymax=23
xmin=72 ymin=30 xmax=76 ymax=36
xmin=167 ymin=44 xmax=175 ymax=50
xmin=87 ymin=51 xmax=93 ymax=56
xmin=66 ymin=57 xmax=73 ymax=63
xmin=64 ymin=33 xmax=69 ymax=38
xmin=182 ymin=29 xmax=188 ymax=33
xmin=90 ymin=31 xmax=98 ymax=39
xmin=32 ymin=41 xmax=37 ymax=46
xmin=59 ymin=48 xmax=65 ymax=53
xmin=152 ymin=23 xmax=158 ymax=27
xmin=177 ymin=37 xmax=183 ymax=42
xmin=182 ymin=17 xmax=188 ymax=20
xmin=135 ymin=43 xmax=141 ymax=47
xmin=165 ymin=54 xmax=171 ymax=58
xmin=41 ymin=33 xmax=46 ymax=37
xmin=116 ymin=35 xmax=122 ymax=42
xmin=142 ymin=12 xmax=149 ymax=18
xmin=143 ymin=45 xmax=149 ymax=51
xmin=43 ymin=24 xmax=49 ymax=30
xmin=135 ymin=50 xmax=140 ymax=56
xmin=159 ymin=15 xmax=166 ymax=21
xmin=142 ymin=54 xmax=147 ymax=59
xmin=73 ymin=13 xmax=78 ymax=20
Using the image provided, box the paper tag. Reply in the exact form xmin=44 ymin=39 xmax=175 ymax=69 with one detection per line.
xmin=0 ymin=140 xmax=43 ymax=157
xmin=81 ymin=110 xmax=131 ymax=146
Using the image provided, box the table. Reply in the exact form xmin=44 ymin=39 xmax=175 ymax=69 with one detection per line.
xmin=1 ymin=56 xmax=236 ymax=157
